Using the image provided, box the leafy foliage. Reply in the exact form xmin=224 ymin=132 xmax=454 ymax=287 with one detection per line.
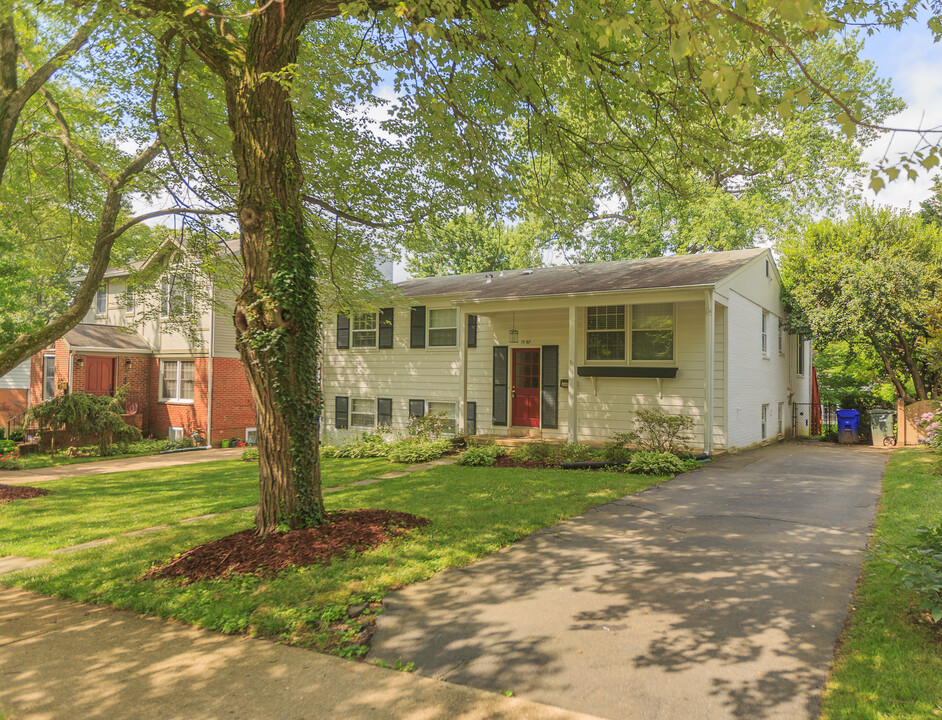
xmin=385 ymin=438 xmax=452 ymax=464
xmin=241 ymin=447 xmax=260 ymax=462
xmin=885 ymin=523 xmax=942 ymax=624
xmin=779 ymin=206 xmax=942 ymax=402
xmin=625 ymin=409 xmax=696 ymax=454
xmin=456 ymin=444 xmax=505 ymax=466
xmin=627 ymin=451 xmax=686 ymax=476
xmin=331 ymin=432 xmax=390 ymax=459
xmin=27 ymin=391 xmax=141 ymax=455
xmin=406 ymin=413 xmax=455 ymax=440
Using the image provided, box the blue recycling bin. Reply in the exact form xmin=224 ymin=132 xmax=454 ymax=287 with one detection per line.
xmin=835 ymin=409 xmax=861 ymax=444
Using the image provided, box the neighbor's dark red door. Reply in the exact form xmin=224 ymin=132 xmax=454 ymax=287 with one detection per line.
xmin=511 ymin=348 xmax=541 ymax=427
xmin=85 ymin=357 xmax=115 ymax=396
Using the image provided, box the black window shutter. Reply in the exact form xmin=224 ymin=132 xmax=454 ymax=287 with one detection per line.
xmin=541 ymin=345 xmax=559 ymax=429
xmin=410 ymin=306 xmax=426 ymax=348
xmin=466 ymin=401 xmax=477 ymax=435
xmin=467 ymin=314 xmax=478 ymax=348
xmin=493 ymin=345 xmax=508 ymax=426
xmin=379 ymin=308 xmax=394 ymax=349
xmin=408 ymin=399 xmax=425 ymax=418
xmin=335 ymin=396 xmax=349 ymax=429
xmin=336 ymin=314 xmax=350 ymax=349
xmin=377 ymin=397 xmax=393 ymax=427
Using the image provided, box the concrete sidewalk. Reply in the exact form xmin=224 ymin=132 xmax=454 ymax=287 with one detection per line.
xmin=0 ymin=448 xmax=245 ymax=485
xmin=370 ymin=444 xmax=889 ymax=720
xmin=0 ymin=586 xmax=603 ymax=720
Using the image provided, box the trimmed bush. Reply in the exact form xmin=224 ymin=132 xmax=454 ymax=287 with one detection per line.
xmin=456 ymin=444 xmax=504 ymax=466
xmin=386 ymin=437 xmax=452 ymax=464
xmin=333 ymin=432 xmax=389 ymax=459
xmin=241 ymin=447 xmax=260 ymax=462
xmin=627 ymin=450 xmax=685 ymax=476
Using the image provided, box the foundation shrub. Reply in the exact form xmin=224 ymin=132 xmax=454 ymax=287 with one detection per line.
xmin=456 ymin=444 xmax=505 ymax=466
xmin=386 ymin=437 xmax=452 ymax=464
xmin=627 ymin=450 xmax=685 ymax=476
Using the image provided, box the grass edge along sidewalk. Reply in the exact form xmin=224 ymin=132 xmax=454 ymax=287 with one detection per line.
xmin=4 ymin=464 xmax=669 ymax=657
xmin=820 ymin=447 xmax=942 ymax=720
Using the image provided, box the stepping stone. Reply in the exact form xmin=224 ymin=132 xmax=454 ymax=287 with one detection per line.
xmin=180 ymin=513 xmax=220 ymax=523
xmin=53 ymin=538 xmax=115 ymax=554
xmin=0 ymin=556 xmax=50 ymax=575
xmin=378 ymin=472 xmax=409 ymax=479
xmin=349 ymin=477 xmax=384 ymax=487
xmin=124 ymin=525 xmax=170 ymax=537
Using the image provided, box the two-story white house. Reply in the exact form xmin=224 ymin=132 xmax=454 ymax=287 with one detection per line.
xmin=322 ymin=248 xmax=813 ymax=453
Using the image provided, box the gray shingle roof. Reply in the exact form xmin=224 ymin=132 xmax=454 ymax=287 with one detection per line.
xmin=64 ymin=324 xmax=152 ymax=352
xmin=396 ymin=248 xmax=764 ymax=301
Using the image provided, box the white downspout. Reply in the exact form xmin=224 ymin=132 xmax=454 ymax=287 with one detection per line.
xmin=206 ymin=283 xmax=215 ymax=447
xmin=704 ymin=289 xmax=715 ymax=456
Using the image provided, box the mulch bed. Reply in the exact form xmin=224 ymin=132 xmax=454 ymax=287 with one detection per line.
xmin=0 ymin=484 xmax=50 ymax=503
xmin=145 ymin=509 xmax=430 ymax=583
xmin=493 ymin=456 xmax=560 ymax=469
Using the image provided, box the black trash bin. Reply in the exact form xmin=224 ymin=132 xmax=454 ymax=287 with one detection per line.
xmin=835 ymin=409 xmax=861 ymax=444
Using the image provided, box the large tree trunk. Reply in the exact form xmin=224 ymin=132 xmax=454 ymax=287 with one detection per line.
xmin=226 ymin=9 xmax=325 ymax=535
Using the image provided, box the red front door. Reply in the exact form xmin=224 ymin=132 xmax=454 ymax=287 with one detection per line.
xmin=85 ymin=357 xmax=115 ymax=396
xmin=511 ymin=348 xmax=541 ymax=427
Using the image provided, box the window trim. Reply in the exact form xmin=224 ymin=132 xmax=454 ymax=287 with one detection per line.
xmin=95 ymin=283 xmax=107 ymax=316
xmin=160 ymin=276 xmax=194 ymax=320
xmin=777 ymin=317 xmax=783 ymax=355
xmin=351 ymin=312 xmax=378 ymax=349
xmin=168 ymin=426 xmax=185 ymax=441
xmin=427 ymin=307 xmax=459 ymax=348
xmin=796 ymin=335 xmax=806 ymax=377
xmin=42 ymin=354 xmax=56 ymax=400
xmin=584 ymin=303 xmax=677 ymax=366
xmin=349 ymin=397 xmax=376 ymax=428
xmin=125 ymin=287 xmax=135 ymax=315
xmin=585 ymin=305 xmax=626 ymax=364
xmin=761 ymin=404 xmax=769 ymax=441
xmin=777 ymin=402 xmax=784 ymax=438
xmin=245 ymin=427 xmax=258 ymax=444
xmin=159 ymin=359 xmax=196 ymax=403
xmin=761 ymin=311 xmax=769 ymax=356
xmin=427 ymin=400 xmax=457 ymax=433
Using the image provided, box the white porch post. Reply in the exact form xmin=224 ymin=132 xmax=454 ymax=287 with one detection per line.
xmin=568 ymin=304 xmax=578 ymax=443
xmin=704 ymin=289 xmax=715 ymax=455
xmin=458 ymin=309 xmax=467 ymax=432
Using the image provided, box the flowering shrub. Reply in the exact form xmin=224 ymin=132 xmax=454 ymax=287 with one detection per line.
xmin=915 ymin=405 xmax=942 ymax=453
xmin=0 ymin=441 xmax=22 ymax=470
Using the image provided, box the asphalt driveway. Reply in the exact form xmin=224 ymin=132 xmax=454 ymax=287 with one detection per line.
xmin=369 ymin=443 xmax=889 ymax=720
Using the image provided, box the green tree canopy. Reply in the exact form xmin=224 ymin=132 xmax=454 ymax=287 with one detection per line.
xmin=779 ymin=206 xmax=942 ymax=403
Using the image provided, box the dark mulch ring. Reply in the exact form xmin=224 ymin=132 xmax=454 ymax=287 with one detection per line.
xmin=145 ymin=509 xmax=430 ymax=584
xmin=0 ymin=484 xmax=50 ymax=503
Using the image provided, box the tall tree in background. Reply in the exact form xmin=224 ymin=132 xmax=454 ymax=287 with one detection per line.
xmin=779 ymin=206 xmax=942 ymax=403
xmin=406 ymin=214 xmax=544 ymax=277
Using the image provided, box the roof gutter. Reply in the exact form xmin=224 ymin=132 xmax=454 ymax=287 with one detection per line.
xmin=449 ymin=282 xmax=718 ymax=306
xmin=67 ymin=346 xmax=153 ymax=354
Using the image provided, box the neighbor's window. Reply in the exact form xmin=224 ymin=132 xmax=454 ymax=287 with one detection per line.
xmin=42 ymin=355 xmax=56 ymax=400
xmin=160 ymin=360 xmax=195 ymax=402
xmin=428 ymin=308 xmax=458 ymax=347
xmin=797 ymin=335 xmax=806 ymax=376
xmin=352 ymin=312 xmax=378 ymax=348
xmin=96 ymin=284 xmax=107 ymax=315
xmin=427 ymin=401 xmax=457 ymax=433
xmin=245 ymin=427 xmax=258 ymax=444
xmin=761 ymin=404 xmax=769 ymax=440
xmin=350 ymin=398 xmax=376 ymax=428
xmin=160 ymin=277 xmax=193 ymax=318
xmin=631 ymin=303 xmax=674 ymax=362
xmin=586 ymin=305 xmax=626 ymax=361
xmin=761 ymin=311 xmax=769 ymax=355
xmin=125 ymin=288 xmax=135 ymax=314
xmin=778 ymin=402 xmax=784 ymax=437
xmin=168 ymin=426 xmax=184 ymax=441
xmin=777 ymin=318 xmax=783 ymax=354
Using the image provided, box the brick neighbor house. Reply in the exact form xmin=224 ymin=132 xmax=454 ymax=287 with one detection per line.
xmin=28 ymin=264 xmax=257 ymax=446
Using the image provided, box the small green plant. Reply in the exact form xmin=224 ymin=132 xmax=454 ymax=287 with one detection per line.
xmin=386 ymin=437 xmax=452 ymax=464
xmin=0 ymin=439 xmax=16 ymax=455
xmin=602 ymin=432 xmax=637 ymax=463
xmin=632 ymin=408 xmax=695 ymax=454
xmin=241 ymin=447 xmax=260 ymax=462
xmin=320 ymin=444 xmax=338 ymax=458
xmin=407 ymin=412 xmax=454 ymax=439
xmin=627 ymin=450 xmax=685 ymax=475
xmin=333 ymin=431 xmax=389 ymax=459
xmin=885 ymin=522 xmax=942 ymax=623
xmin=457 ymin=444 xmax=504 ymax=466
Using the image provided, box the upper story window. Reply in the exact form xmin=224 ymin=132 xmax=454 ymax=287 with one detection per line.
xmin=797 ymin=334 xmax=806 ymax=377
xmin=631 ymin=303 xmax=674 ymax=362
xmin=160 ymin=277 xmax=193 ymax=319
xmin=42 ymin=355 xmax=56 ymax=400
xmin=777 ymin=318 xmax=783 ymax=354
xmin=125 ymin=288 xmax=135 ymax=315
xmin=586 ymin=305 xmax=625 ymax=361
xmin=160 ymin=360 xmax=195 ymax=402
xmin=352 ymin=312 xmax=378 ymax=348
xmin=761 ymin=311 xmax=769 ymax=355
xmin=428 ymin=308 xmax=458 ymax=347
xmin=96 ymin=284 xmax=107 ymax=315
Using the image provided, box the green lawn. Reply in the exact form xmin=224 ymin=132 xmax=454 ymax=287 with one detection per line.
xmin=0 ymin=457 xmax=404 ymax=556
xmin=3 ymin=449 xmax=157 ymax=471
xmin=821 ymin=447 xmax=942 ymax=720
xmin=4 ymin=463 xmax=668 ymax=654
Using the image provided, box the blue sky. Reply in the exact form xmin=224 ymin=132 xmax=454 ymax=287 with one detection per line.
xmin=857 ymin=16 xmax=942 ymax=209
